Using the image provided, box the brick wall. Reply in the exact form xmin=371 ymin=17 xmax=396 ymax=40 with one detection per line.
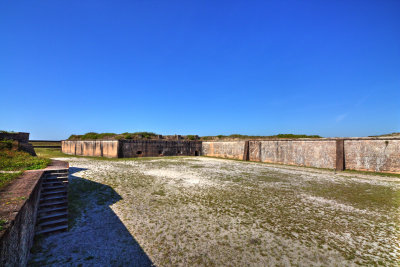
xmin=201 ymin=141 xmax=246 ymax=160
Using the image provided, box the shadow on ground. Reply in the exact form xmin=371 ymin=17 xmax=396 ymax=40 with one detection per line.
xmin=28 ymin=167 xmax=153 ymax=266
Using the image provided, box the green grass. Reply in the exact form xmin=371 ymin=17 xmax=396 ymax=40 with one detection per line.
xmin=343 ymin=169 xmax=400 ymax=178
xmin=0 ymin=150 xmax=50 ymax=171
xmin=0 ymin=146 xmax=51 ymax=189
xmin=0 ymin=219 xmax=8 ymax=231
xmin=35 ymin=148 xmax=69 ymax=158
xmin=29 ymin=141 xmax=61 ymax=147
xmin=0 ymin=172 xmax=23 ymax=190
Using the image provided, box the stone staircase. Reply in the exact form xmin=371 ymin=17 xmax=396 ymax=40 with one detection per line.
xmin=35 ymin=169 xmax=69 ymax=235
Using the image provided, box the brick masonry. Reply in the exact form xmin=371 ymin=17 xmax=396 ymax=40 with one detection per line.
xmin=119 ymin=140 xmax=202 ymax=157
xmin=62 ymin=138 xmax=400 ymax=173
xmin=248 ymin=140 xmax=337 ymax=169
xmin=62 ymin=140 xmax=119 ymax=158
xmin=203 ymin=138 xmax=400 ymax=173
xmin=62 ymin=140 xmax=202 ymax=158
xmin=201 ymin=141 xmax=246 ymax=160
xmin=344 ymin=139 xmax=400 ymax=172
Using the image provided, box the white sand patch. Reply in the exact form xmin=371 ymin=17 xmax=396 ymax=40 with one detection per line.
xmin=301 ymin=194 xmax=371 ymax=215
xmin=142 ymin=168 xmax=215 ymax=186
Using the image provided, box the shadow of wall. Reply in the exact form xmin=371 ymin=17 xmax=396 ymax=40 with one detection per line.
xmin=29 ymin=167 xmax=154 ymax=266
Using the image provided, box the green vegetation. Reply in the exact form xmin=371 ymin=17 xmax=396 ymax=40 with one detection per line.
xmin=66 ymin=132 xmax=322 ymax=141
xmin=68 ymin=132 xmax=117 ymax=140
xmin=186 ymin=135 xmax=197 ymax=140
xmin=68 ymin=131 xmax=158 ymax=140
xmin=0 ymin=219 xmax=7 ymax=231
xmin=35 ymin=148 xmax=68 ymax=158
xmin=0 ymin=143 xmax=51 ymax=189
xmin=0 ymin=140 xmax=13 ymax=150
xmin=201 ymin=133 xmax=322 ymax=140
xmin=369 ymin=132 xmax=400 ymax=137
xmin=0 ymin=150 xmax=50 ymax=171
xmin=0 ymin=172 xmax=22 ymax=190
xmin=343 ymin=169 xmax=400 ymax=178
xmin=0 ymin=130 xmax=17 ymax=134
xmin=29 ymin=141 xmax=61 ymax=147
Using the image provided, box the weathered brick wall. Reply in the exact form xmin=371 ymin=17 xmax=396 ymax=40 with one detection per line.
xmin=249 ymin=140 xmax=337 ymax=169
xmin=62 ymin=140 xmax=119 ymax=158
xmin=344 ymin=139 xmax=400 ymax=172
xmin=0 ymin=171 xmax=42 ymax=266
xmin=62 ymin=139 xmax=400 ymax=173
xmin=201 ymin=141 xmax=246 ymax=160
xmin=62 ymin=140 xmax=202 ymax=158
xmin=120 ymin=140 xmax=202 ymax=157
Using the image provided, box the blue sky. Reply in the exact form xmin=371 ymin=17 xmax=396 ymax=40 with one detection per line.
xmin=1 ymin=0 xmax=399 ymax=140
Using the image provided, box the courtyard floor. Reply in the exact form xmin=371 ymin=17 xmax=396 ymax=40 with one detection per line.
xmin=29 ymin=156 xmax=400 ymax=266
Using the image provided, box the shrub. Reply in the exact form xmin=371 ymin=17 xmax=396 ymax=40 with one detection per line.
xmin=186 ymin=135 xmax=196 ymax=140
xmin=0 ymin=140 xmax=13 ymax=150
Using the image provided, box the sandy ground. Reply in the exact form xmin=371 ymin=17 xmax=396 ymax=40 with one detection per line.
xmin=29 ymin=157 xmax=400 ymax=266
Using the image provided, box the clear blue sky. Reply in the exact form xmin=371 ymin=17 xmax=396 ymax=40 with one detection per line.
xmin=1 ymin=1 xmax=399 ymax=140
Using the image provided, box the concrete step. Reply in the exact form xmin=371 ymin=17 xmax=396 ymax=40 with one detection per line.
xmin=46 ymin=171 xmax=68 ymax=176
xmin=41 ymin=185 xmax=66 ymax=190
xmin=39 ymin=200 xmax=67 ymax=207
xmin=45 ymin=173 xmax=68 ymax=177
xmin=44 ymin=177 xmax=68 ymax=182
xmin=35 ymin=168 xmax=69 ymax=237
xmin=36 ymin=224 xmax=68 ymax=236
xmin=42 ymin=181 xmax=68 ymax=186
xmin=38 ymin=211 xmax=68 ymax=222
xmin=41 ymin=190 xmax=67 ymax=196
xmin=38 ymin=206 xmax=68 ymax=215
xmin=40 ymin=195 xmax=67 ymax=202
xmin=38 ymin=218 xmax=68 ymax=228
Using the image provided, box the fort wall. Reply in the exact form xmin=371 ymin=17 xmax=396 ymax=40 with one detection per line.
xmin=202 ymin=138 xmax=400 ymax=173
xmin=62 ymin=138 xmax=400 ymax=173
xmin=201 ymin=141 xmax=246 ymax=160
xmin=120 ymin=140 xmax=201 ymax=157
xmin=62 ymin=140 xmax=119 ymax=158
xmin=344 ymin=139 xmax=400 ymax=172
xmin=248 ymin=140 xmax=337 ymax=169
xmin=62 ymin=140 xmax=201 ymax=158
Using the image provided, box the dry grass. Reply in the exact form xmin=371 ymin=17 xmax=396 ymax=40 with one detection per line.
xmin=35 ymin=156 xmax=400 ymax=266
